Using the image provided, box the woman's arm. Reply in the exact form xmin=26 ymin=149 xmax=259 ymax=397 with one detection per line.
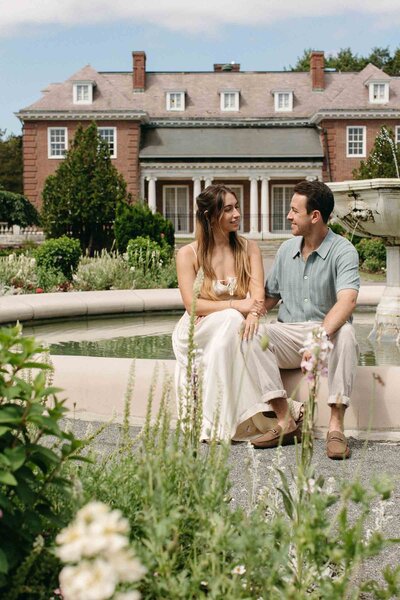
xmin=176 ymin=245 xmax=263 ymax=317
xmin=242 ymin=240 xmax=265 ymax=340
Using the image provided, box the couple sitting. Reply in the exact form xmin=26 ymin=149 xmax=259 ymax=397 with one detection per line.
xmin=172 ymin=181 xmax=359 ymax=460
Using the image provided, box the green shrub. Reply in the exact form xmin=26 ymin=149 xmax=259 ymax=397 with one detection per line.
xmin=114 ymin=201 xmax=175 ymax=252
xmin=328 ymin=220 xmax=346 ymax=236
xmin=35 ymin=236 xmax=81 ymax=280
xmin=0 ymin=324 xmax=85 ymax=595
xmin=73 ymin=250 xmax=135 ymax=291
xmin=356 ymin=237 xmax=386 ymax=272
xmin=127 ymin=236 xmax=169 ymax=273
xmin=0 ymin=190 xmax=40 ymax=227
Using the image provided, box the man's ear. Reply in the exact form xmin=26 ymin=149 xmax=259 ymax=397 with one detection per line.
xmin=311 ymin=210 xmax=322 ymax=224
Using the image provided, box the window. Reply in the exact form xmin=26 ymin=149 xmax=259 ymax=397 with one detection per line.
xmin=48 ymin=127 xmax=68 ymax=158
xmin=274 ymin=91 xmax=293 ymax=112
xmin=368 ymin=82 xmax=389 ymax=104
xmin=271 ymin=185 xmax=294 ymax=233
xmin=73 ymin=82 xmax=93 ymax=104
xmin=98 ymin=127 xmax=117 ymax=158
xmin=347 ymin=126 xmax=366 ymax=157
xmin=166 ymin=92 xmax=185 ymax=111
xmin=220 ymin=91 xmax=239 ymax=111
xmin=163 ymin=186 xmax=189 ymax=233
xmin=396 ymin=126 xmax=400 ymax=144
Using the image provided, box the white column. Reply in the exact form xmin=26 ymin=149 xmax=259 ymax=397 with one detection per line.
xmin=204 ymin=177 xmax=213 ymax=188
xmin=249 ymin=177 xmax=259 ymax=235
xmin=192 ymin=177 xmax=202 ymax=234
xmin=147 ymin=177 xmax=157 ymax=213
xmin=261 ymin=177 xmax=270 ymax=237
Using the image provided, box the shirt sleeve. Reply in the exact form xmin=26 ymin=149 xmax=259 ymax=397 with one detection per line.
xmin=335 ymin=245 xmax=360 ymax=293
xmin=265 ymin=252 xmax=282 ymax=299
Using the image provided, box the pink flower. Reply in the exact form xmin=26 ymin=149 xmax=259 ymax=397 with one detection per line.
xmin=36 ymin=287 xmax=44 ymax=294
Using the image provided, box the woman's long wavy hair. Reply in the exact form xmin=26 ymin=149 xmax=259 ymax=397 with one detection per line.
xmin=195 ymin=184 xmax=250 ymax=300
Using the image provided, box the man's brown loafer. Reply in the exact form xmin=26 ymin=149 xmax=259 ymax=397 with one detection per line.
xmin=326 ymin=431 xmax=350 ymax=460
xmin=251 ymin=425 xmax=301 ymax=449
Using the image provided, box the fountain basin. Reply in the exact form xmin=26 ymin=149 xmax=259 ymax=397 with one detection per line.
xmin=327 ymin=178 xmax=400 ymax=243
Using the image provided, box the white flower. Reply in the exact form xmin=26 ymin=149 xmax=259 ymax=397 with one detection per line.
xmin=231 ymin=564 xmax=246 ymax=575
xmin=113 ymin=593 xmax=141 ymax=600
xmin=59 ymin=558 xmax=117 ymax=600
xmin=56 ymin=522 xmax=89 ymax=562
xmin=109 ymin=549 xmax=147 ymax=582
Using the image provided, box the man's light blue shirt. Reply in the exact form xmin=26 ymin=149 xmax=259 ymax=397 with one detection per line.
xmin=265 ymin=229 xmax=360 ymax=323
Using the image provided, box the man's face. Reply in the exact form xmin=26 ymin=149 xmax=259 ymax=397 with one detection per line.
xmin=287 ymin=193 xmax=313 ymax=237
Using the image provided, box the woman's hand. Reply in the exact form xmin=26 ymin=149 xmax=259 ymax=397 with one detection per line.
xmin=241 ymin=312 xmax=260 ymax=341
xmin=233 ymin=297 xmax=265 ymax=317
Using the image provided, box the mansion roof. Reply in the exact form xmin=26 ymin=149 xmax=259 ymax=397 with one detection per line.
xmin=18 ymin=62 xmax=400 ymax=123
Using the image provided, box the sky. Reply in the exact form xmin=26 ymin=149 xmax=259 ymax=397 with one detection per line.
xmin=1 ymin=0 xmax=400 ymax=136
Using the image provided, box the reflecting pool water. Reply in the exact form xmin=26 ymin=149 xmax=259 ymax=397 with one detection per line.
xmin=22 ymin=310 xmax=400 ymax=366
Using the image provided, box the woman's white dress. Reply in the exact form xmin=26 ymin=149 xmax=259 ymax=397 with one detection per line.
xmin=172 ymin=277 xmax=303 ymax=441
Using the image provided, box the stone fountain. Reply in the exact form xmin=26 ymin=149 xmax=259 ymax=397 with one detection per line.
xmin=327 ymin=178 xmax=400 ymax=345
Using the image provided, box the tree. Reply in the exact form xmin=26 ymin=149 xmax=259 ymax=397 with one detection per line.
xmin=0 ymin=130 xmax=23 ymax=194
xmin=114 ymin=201 xmax=175 ymax=252
xmin=0 ymin=190 xmax=40 ymax=227
xmin=41 ymin=123 xmax=128 ymax=253
xmin=352 ymin=126 xmax=400 ymax=179
xmin=288 ymin=46 xmax=400 ymax=75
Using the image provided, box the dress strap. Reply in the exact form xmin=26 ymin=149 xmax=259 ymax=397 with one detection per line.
xmin=189 ymin=243 xmax=198 ymax=258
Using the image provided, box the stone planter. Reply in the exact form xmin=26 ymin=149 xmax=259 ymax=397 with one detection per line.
xmin=328 ymin=178 xmax=400 ymax=344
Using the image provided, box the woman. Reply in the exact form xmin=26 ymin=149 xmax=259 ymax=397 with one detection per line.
xmin=172 ymin=184 xmax=303 ymax=442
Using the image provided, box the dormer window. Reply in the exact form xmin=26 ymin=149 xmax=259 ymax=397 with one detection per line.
xmin=73 ymin=81 xmax=94 ymax=105
xmin=220 ymin=90 xmax=239 ymax=111
xmin=273 ymin=91 xmax=293 ymax=112
xmin=166 ymin=91 xmax=185 ymax=111
xmin=368 ymin=81 xmax=389 ymax=104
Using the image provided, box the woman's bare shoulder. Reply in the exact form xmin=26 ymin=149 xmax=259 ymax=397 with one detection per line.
xmin=177 ymin=242 xmax=197 ymax=257
xmin=245 ymin=239 xmax=261 ymax=256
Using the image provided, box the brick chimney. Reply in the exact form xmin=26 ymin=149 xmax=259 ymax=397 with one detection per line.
xmin=132 ymin=51 xmax=146 ymax=91
xmin=214 ymin=62 xmax=240 ymax=72
xmin=310 ymin=51 xmax=324 ymax=91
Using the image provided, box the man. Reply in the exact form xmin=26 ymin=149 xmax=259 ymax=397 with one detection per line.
xmin=252 ymin=180 xmax=359 ymax=459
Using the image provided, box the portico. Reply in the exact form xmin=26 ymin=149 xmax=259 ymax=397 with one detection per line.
xmin=140 ymin=126 xmax=323 ymax=238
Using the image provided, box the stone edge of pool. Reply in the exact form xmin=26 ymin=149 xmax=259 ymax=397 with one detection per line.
xmin=0 ymin=285 xmax=385 ymax=324
xmin=3 ymin=285 xmax=400 ymax=440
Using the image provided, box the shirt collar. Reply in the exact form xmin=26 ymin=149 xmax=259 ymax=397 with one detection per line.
xmin=291 ymin=228 xmax=334 ymax=260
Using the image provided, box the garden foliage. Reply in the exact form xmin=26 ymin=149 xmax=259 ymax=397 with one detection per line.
xmin=41 ymin=123 xmax=128 ymax=254
xmin=114 ymin=201 xmax=174 ymax=253
xmin=0 ymin=325 xmax=86 ymax=596
xmin=35 ymin=236 xmax=81 ymax=281
xmin=0 ymin=190 xmax=40 ymax=228
xmin=126 ymin=236 xmax=172 ymax=274
xmin=356 ymin=238 xmax=386 ymax=273
xmin=353 ymin=126 xmax=400 ymax=180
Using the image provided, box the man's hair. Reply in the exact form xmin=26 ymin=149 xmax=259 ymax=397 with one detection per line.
xmin=293 ymin=180 xmax=334 ymax=223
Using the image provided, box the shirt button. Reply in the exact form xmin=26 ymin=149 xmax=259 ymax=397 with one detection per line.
xmin=304 ymin=275 xmax=308 ymax=279
xmin=304 ymin=298 xmax=309 ymax=302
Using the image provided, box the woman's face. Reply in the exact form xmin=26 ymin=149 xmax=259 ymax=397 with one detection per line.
xmin=218 ymin=192 xmax=240 ymax=233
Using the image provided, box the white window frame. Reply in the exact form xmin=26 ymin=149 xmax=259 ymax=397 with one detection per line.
xmin=163 ymin=185 xmax=190 ymax=233
xmin=396 ymin=126 xmax=400 ymax=145
xmin=220 ymin=91 xmax=239 ymax=112
xmin=274 ymin=91 xmax=293 ymax=112
xmin=368 ymin=82 xmax=389 ymax=104
xmin=166 ymin=91 xmax=185 ymax=111
xmin=346 ymin=126 xmax=366 ymax=158
xmin=271 ymin=185 xmax=295 ymax=233
xmin=73 ymin=82 xmax=93 ymax=105
xmin=98 ymin=127 xmax=117 ymax=158
xmin=48 ymin=127 xmax=68 ymax=159
xmin=227 ymin=184 xmax=244 ymax=232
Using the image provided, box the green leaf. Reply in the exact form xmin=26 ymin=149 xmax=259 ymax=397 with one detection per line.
xmin=4 ymin=446 xmax=26 ymax=471
xmin=0 ymin=471 xmax=17 ymax=486
xmin=0 ymin=405 xmax=23 ymax=424
xmin=0 ymin=548 xmax=9 ymax=575
xmin=0 ymin=426 xmax=11 ymax=436
xmin=277 ymin=487 xmax=294 ymax=519
xmin=15 ymin=479 xmax=37 ymax=505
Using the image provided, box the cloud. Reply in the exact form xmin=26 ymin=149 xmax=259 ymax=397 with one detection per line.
xmin=1 ymin=0 xmax=400 ymax=35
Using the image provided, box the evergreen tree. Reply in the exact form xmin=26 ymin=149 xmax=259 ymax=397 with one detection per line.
xmin=288 ymin=46 xmax=400 ymax=75
xmin=41 ymin=123 xmax=128 ymax=253
xmin=353 ymin=126 xmax=400 ymax=179
xmin=0 ymin=130 xmax=23 ymax=194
